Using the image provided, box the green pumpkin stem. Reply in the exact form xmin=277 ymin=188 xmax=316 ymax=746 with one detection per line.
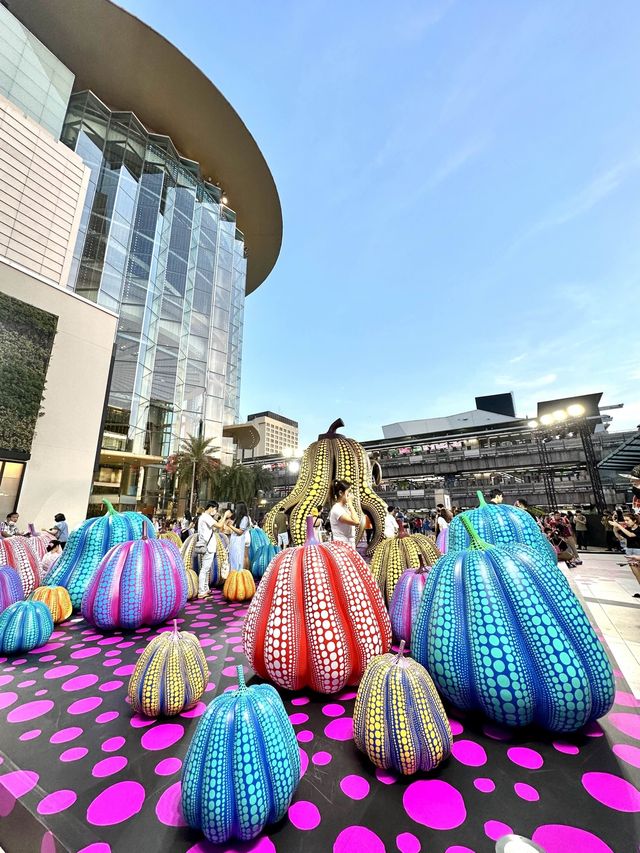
xmin=476 ymin=490 xmax=487 ymax=507
xmin=102 ymin=498 xmax=116 ymax=516
xmin=236 ymin=666 xmax=247 ymax=691
xmin=460 ymin=514 xmax=491 ymax=550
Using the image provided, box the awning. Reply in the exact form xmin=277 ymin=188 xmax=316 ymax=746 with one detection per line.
xmin=598 ymin=431 xmax=640 ymax=473
xmin=222 ymin=423 xmax=260 ymax=450
xmin=99 ymin=450 xmax=164 ymax=467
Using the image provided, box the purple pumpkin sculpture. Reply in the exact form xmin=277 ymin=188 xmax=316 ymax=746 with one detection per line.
xmin=0 ymin=565 xmax=24 ymax=614
xmin=388 ymin=558 xmax=433 ymax=645
xmin=436 ymin=527 xmax=449 ymax=554
xmin=81 ymin=522 xmax=187 ymax=630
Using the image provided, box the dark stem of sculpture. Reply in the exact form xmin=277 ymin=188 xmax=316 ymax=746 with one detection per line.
xmin=141 ymin=520 xmax=148 ymax=541
xmin=318 ymin=418 xmax=345 ymax=439
xmin=397 ymin=521 xmax=408 ymax=539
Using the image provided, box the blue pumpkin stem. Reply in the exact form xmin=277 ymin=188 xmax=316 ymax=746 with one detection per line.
xmin=476 ymin=490 xmax=487 ymax=507
xmin=102 ymin=498 xmax=116 ymax=516
xmin=460 ymin=514 xmax=491 ymax=551
xmin=236 ymin=666 xmax=247 ymax=691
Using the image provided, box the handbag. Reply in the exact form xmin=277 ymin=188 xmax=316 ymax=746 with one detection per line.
xmin=194 ymin=527 xmax=215 ymax=557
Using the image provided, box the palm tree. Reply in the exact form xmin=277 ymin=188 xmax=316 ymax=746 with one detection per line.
xmin=219 ymin=463 xmax=256 ymax=506
xmin=173 ymin=435 xmax=222 ymax=512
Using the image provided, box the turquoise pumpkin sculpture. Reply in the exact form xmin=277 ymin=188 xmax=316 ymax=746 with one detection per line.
xmin=0 ymin=600 xmax=53 ymax=654
xmin=251 ymin=542 xmax=277 ymax=580
xmin=0 ymin=565 xmax=24 ymax=614
xmin=449 ymin=490 xmax=556 ymax=562
xmin=181 ymin=666 xmax=300 ymax=844
xmin=248 ymin=526 xmax=270 ymax=562
xmin=412 ymin=516 xmax=614 ymax=732
xmin=45 ymin=499 xmax=155 ymax=609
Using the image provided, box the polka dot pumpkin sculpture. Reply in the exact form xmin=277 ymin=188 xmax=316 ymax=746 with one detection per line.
xmin=25 ymin=524 xmax=56 ymax=560
xmin=412 ymin=515 xmax=615 ymax=732
xmin=248 ymin=526 xmax=277 ymax=580
xmin=354 ymin=640 xmax=452 ymax=775
xmin=30 ymin=585 xmax=72 ymax=624
xmin=388 ymin=559 xmax=431 ymax=645
xmin=159 ymin=530 xmax=182 ymax=548
xmin=449 ymin=490 xmax=556 ymax=562
xmin=81 ymin=521 xmax=187 ymax=630
xmin=0 ymin=565 xmax=23 ymax=613
xmin=0 ymin=537 xmax=40 ymax=597
xmin=244 ymin=517 xmax=391 ymax=694
xmin=0 ymin=599 xmax=53 ymax=654
xmin=185 ymin=568 xmax=199 ymax=600
xmin=222 ymin=568 xmax=256 ymax=602
xmin=46 ymin=499 xmax=156 ymax=609
xmin=128 ymin=620 xmax=209 ymax=717
xmin=181 ymin=665 xmax=300 ymax=844
xmin=371 ymin=521 xmax=440 ymax=604
xmin=181 ymin=531 xmax=228 ymax=587
xmin=263 ymin=418 xmax=388 ymax=556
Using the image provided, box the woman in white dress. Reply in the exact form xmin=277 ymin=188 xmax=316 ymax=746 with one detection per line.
xmin=329 ymin=480 xmax=361 ymax=548
xmin=228 ymin=501 xmax=251 ymax=571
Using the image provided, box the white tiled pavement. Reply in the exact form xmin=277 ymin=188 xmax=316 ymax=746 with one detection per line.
xmin=562 ymin=551 xmax=640 ymax=698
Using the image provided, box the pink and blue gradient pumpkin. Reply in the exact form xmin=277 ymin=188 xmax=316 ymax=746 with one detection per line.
xmin=81 ymin=522 xmax=187 ymax=630
xmin=181 ymin=666 xmax=300 ymax=844
xmin=389 ymin=560 xmax=432 ymax=645
xmin=449 ymin=491 xmax=556 ymax=563
xmin=25 ymin=524 xmax=56 ymax=561
xmin=0 ymin=538 xmax=40 ymax=597
xmin=354 ymin=641 xmax=452 ymax=775
xmin=412 ymin=516 xmax=614 ymax=732
xmin=436 ymin=526 xmax=449 ymax=554
xmin=46 ymin=499 xmax=156 ymax=609
xmin=0 ymin=600 xmax=53 ymax=654
xmin=0 ymin=565 xmax=24 ymax=613
xmin=128 ymin=621 xmax=209 ymax=717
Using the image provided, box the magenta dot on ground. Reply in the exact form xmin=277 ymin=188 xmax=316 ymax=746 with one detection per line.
xmin=67 ymin=696 xmax=102 ymax=715
xmin=340 ymin=774 xmax=370 ymax=801
xmin=0 ymin=770 xmax=39 ymax=797
xmin=582 ymin=771 xmax=640 ymax=812
xmin=93 ymin=756 xmax=128 ymax=778
xmin=288 ymin=799 xmax=321 ymax=830
xmin=334 ymin=826 xmax=385 ymax=853
xmin=37 ymin=789 xmax=77 ymax=815
xmin=155 ymin=781 xmax=186 ymax=827
xmin=451 ymin=739 xmax=487 ymax=767
xmin=396 ymin=832 xmax=421 ymax=853
xmin=155 ymin=757 xmax=182 ymax=776
xmin=7 ymin=700 xmax=54 ymax=723
xmin=532 ymin=824 xmax=614 ymax=853
xmin=507 ymin=746 xmax=543 ymax=770
xmin=51 ymin=727 xmax=83 ymax=744
xmin=612 ymin=744 xmax=640 ymax=769
xmin=485 ymin=820 xmax=512 ymax=840
xmin=312 ymin=751 xmax=331 ymax=766
xmin=608 ymin=712 xmax=640 ymax=740
xmin=141 ymin=723 xmax=184 ymax=751
xmin=514 ymin=782 xmax=539 ymax=801
xmin=86 ymin=780 xmax=145 ymax=826
xmin=324 ymin=717 xmax=353 ymax=741
xmin=403 ymin=780 xmax=466 ymax=830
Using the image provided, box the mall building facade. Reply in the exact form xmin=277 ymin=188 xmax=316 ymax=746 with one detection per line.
xmin=1 ymin=0 xmax=281 ymax=517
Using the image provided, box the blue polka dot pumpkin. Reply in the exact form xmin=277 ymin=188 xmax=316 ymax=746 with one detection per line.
xmin=251 ymin=541 xmax=277 ymax=580
xmin=0 ymin=565 xmax=24 ymax=614
xmin=181 ymin=666 xmax=300 ymax=844
xmin=354 ymin=641 xmax=452 ymax=775
xmin=449 ymin=490 xmax=556 ymax=563
xmin=412 ymin=516 xmax=615 ymax=732
xmin=46 ymin=499 xmax=156 ymax=609
xmin=0 ymin=600 xmax=53 ymax=654
xmin=128 ymin=620 xmax=209 ymax=717
xmin=81 ymin=521 xmax=187 ymax=630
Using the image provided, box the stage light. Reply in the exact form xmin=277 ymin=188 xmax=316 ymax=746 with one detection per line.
xmin=540 ymin=414 xmax=554 ymax=426
xmin=553 ymin=409 xmax=567 ymax=422
xmin=567 ymin=403 xmax=585 ymax=417
xmin=527 ymin=420 xmax=538 ymax=429
xmin=288 ymin=461 xmax=300 ymax=474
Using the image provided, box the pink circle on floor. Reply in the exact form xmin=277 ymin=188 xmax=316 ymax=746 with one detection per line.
xmin=485 ymin=820 xmax=512 ymax=840
xmin=532 ymin=824 xmax=614 ymax=853
xmin=507 ymin=746 xmax=543 ymax=769
xmin=155 ymin=781 xmax=186 ymax=826
xmin=612 ymin=743 xmax=640 ymax=769
xmin=37 ymin=789 xmax=77 ymax=815
xmin=340 ymin=774 xmax=370 ymax=800
xmin=608 ymin=712 xmax=640 ymax=739
xmin=473 ymin=777 xmax=495 ymax=793
xmin=396 ymin=832 xmax=421 ymax=853
xmin=553 ymin=741 xmax=579 ymax=755
xmin=67 ymin=696 xmax=102 ymax=715
xmin=312 ymin=751 xmax=332 ymax=766
xmin=324 ymin=717 xmax=354 ymax=741
xmin=93 ymin=756 xmax=127 ymax=778
xmin=288 ymin=799 xmax=321 ymax=830
xmin=322 ymin=703 xmax=345 ymax=717
xmin=403 ymin=780 xmax=466 ymax=829
xmin=451 ymin=739 xmax=487 ymax=767
xmin=289 ymin=713 xmax=309 ymax=725
xmin=514 ymin=782 xmax=539 ymax=801
xmin=7 ymin=700 xmax=54 ymax=723
xmin=155 ymin=757 xmax=182 ymax=776
xmin=141 ymin=723 xmax=184 ymax=751
xmin=101 ymin=736 xmax=125 ymax=753
xmin=0 ymin=769 xmax=39 ymax=797
xmin=86 ymin=780 xmax=145 ymax=826
xmin=334 ymin=826 xmax=385 ymax=853
xmin=582 ymin=771 xmax=640 ymax=812
xmin=296 ymin=729 xmax=313 ymax=743
xmin=60 ymin=747 xmax=88 ymax=762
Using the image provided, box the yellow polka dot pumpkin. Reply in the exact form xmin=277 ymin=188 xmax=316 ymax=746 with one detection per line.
xmin=371 ymin=522 xmax=440 ymax=604
xmin=353 ymin=640 xmax=452 ymax=775
xmin=128 ymin=620 xmax=209 ymax=717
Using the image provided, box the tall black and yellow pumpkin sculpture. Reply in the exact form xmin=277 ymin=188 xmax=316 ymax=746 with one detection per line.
xmin=264 ymin=419 xmax=387 ymax=555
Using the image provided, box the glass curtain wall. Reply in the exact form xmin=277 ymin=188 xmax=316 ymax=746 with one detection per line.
xmin=60 ymin=92 xmax=246 ymax=509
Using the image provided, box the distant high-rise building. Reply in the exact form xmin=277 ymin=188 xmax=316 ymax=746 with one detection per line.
xmin=224 ymin=412 xmax=299 ymax=460
xmin=5 ymin=0 xmax=282 ymax=514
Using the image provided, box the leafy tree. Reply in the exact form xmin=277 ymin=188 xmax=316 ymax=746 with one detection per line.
xmin=173 ymin=435 xmax=221 ymax=512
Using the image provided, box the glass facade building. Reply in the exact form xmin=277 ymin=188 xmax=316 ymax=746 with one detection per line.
xmin=60 ymin=92 xmax=246 ymax=510
xmin=0 ymin=4 xmax=74 ymax=138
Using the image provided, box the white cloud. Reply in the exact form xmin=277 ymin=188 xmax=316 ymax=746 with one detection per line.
xmin=495 ymin=373 xmax=557 ymax=390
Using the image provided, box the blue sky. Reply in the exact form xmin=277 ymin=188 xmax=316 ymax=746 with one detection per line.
xmin=123 ymin=0 xmax=640 ymax=445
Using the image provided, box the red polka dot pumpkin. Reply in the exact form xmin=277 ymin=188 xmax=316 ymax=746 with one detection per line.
xmin=0 ymin=537 xmax=40 ymax=596
xmin=243 ymin=517 xmax=391 ymax=694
